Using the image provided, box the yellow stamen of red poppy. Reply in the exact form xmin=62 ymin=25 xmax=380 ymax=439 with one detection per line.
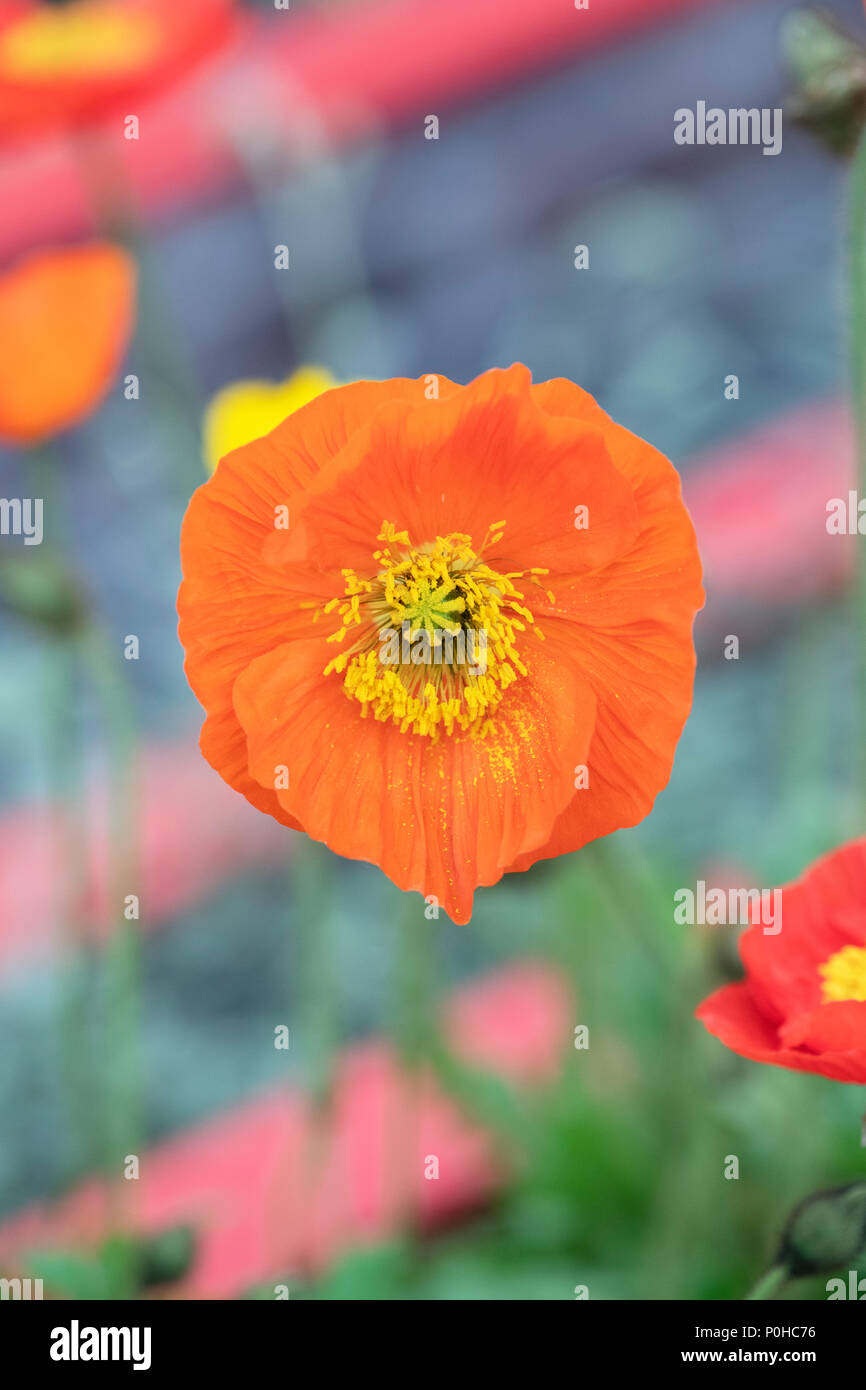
xmin=819 ymin=944 xmax=866 ymax=1003
xmin=0 ymin=3 xmax=159 ymax=79
xmin=319 ymin=521 xmax=550 ymax=740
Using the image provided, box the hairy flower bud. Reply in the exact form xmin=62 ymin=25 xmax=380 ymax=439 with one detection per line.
xmin=776 ymin=1182 xmax=866 ymax=1277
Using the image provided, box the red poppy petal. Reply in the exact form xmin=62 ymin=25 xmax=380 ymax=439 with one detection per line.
xmin=696 ymin=982 xmax=866 ymax=1083
xmin=740 ymin=839 xmax=866 ymax=1025
xmin=780 ymin=1000 xmax=866 ymax=1053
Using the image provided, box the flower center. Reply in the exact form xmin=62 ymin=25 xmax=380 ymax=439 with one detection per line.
xmin=819 ymin=944 xmax=866 ymax=1003
xmin=0 ymin=4 xmax=160 ymax=79
xmin=318 ymin=521 xmax=552 ymax=739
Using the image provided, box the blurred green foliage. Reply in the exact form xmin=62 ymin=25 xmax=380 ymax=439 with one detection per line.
xmin=281 ymin=835 xmax=866 ymax=1301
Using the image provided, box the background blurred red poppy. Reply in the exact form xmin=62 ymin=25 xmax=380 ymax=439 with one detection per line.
xmin=0 ymin=0 xmax=242 ymax=143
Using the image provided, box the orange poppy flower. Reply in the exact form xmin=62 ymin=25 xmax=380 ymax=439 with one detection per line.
xmin=0 ymin=242 xmax=135 ymax=445
xmin=178 ymin=365 xmax=703 ymax=923
xmin=0 ymin=0 xmax=239 ymax=142
xmin=696 ymin=840 xmax=866 ymax=1082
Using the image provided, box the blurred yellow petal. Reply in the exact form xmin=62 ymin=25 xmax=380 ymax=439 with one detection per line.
xmin=203 ymin=366 xmax=337 ymax=474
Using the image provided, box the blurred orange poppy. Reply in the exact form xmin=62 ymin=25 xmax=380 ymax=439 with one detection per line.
xmin=697 ymin=840 xmax=866 ymax=1083
xmin=178 ymin=365 xmax=703 ymax=923
xmin=0 ymin=0 xmax=239 ymax=142
xmin=0 ymin=241 xmax=135 ymax=445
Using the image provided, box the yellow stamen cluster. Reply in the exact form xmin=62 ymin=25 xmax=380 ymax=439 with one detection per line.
xmin=317 ymin=521 xmax=551 ymax=739
xmin=819 ymin=944 xmax=866 ymax=1003
xmin=0 ymin=4 xmax=158 ymax=79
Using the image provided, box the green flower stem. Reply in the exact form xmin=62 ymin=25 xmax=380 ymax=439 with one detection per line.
xmin=21 ymin=444 xmax=142 ymax=1296
xmin=746 ymin=1265 xmax=788 ymax=1301
xmin=849 ymin=126 xmax=866 ymax=814
xmin=78 ymin=621 xmax=142 ymax=1299
xmin=225 ymin=102 xmax=387 ymax=369
xmin=388 ymin=901 xmax=439 ymax=1236
xmin=392 ymin=902 xmax=438 ymax=1069
xmin=583 ymin=836 xmax=675 ymax=979
xmin=48 ymin=634 xmax=102 ymax=1176
xmin=23 ymin=446 xmax=98 ymax=1175
xmin=293 ymin=837 xmax=338 ymax=1110
xmin=553 ymin=838 xmax=708 ymax=1299
xmin=74 ymin=132 xmax=205 ymax=497
xmin=291 ymin=837 xmax=340 ymax=1277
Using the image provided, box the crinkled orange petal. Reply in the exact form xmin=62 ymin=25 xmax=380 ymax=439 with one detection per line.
xmin=276 ymin=365 xmax=639 ymax=582
xmin=0 ymin=242 xmax=135 ymax=444
xmin=232 ymin=636 xmax=597 ymax=924
xmin=507 ymin=377 xmax=704 ymax=871
xmin=179 ymin=376 xmax=459 ymax=827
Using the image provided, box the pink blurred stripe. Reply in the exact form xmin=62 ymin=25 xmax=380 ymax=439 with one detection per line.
xmin=684 ymin=397 xmax=854 ymax=616
xmin=0 ymin=742 xmax=286 ymax=972
xmin=0 ymin=961 xmax=571 ymax=1297
xmin=0 ymin=0 xmax=724 ymax=261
